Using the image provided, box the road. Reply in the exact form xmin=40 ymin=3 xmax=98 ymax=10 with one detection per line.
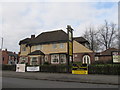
xmin=2 ymin=77 xmax=119 ymax=88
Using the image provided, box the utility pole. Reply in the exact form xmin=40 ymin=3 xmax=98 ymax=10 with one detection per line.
xmin=1 ymin=37 xmax=3 ymax=50
xmin=67 ymin=25 xmax=73 ymax=73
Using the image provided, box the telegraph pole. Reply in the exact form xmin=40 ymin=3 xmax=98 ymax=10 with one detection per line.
xmin=67 ymin=25 xmax=73 ymax=72
xmin=1 ymin=37 xmax=3 ymax=50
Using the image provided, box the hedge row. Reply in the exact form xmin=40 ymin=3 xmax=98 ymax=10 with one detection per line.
xmin=2 ymin=64 xmax=120 ymax=75
xmin=88 ymin=64 xmax=120 ymax=75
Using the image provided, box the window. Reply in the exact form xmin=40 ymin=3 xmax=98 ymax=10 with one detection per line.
xmin=51 ymin=54 xmax=59 ymax=64
xmin=60 ymin=43 xmax=64 ymax=48
xmin=22 ymin=47 xmax=26 ymax=51
xmin=95 ymin=56 xmax=99 ymax=61
xmin=82 ymin=55 xmax=91 ymax=64
xmin=60 ymin=54 xmax=66 ymax=64
xmin=35 ymin=45 xmax=42 ymax=50
xmin=31 ymin=57 xmax=38 ymax=65
xmin=19 ymin=57 xmax=28 ymax=64
xmin=45 ymin=56 xmax=48 ymax=62
xmin=52 ymin=44 xmax=57 ymax=49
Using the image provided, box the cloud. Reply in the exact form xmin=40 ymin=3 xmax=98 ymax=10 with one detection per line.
xmin=1 ymin=2 xmax=118 ymax=52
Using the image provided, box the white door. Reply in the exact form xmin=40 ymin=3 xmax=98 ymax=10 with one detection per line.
xmin=82 ymin=55 xmax=91 ymax=64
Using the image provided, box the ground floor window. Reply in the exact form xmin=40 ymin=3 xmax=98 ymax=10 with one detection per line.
xmin=51 ymin=54 xmax=66 ymax=64
xmin=60 ymin=54 xmax=66 ymax=64
xmin=82 ymin=55 xmax=91 ymax=64
xmin=51 ymin=54 xmax=59 ymax=64
xmin=30 ymin=57 xmax=38 ymax=65
xmin=19 ymin=57 xmax=28 ymax=64
xmin=95 ymin=56 xmax=99 ymax=61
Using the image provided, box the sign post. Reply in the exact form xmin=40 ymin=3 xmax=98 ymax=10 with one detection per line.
xmin=112 ymin=51 xmax=120 ymax=63
xmin=67 ymin=25 xmax=73 ymax=72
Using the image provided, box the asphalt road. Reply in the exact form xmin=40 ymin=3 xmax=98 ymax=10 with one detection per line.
xmin=2 ymin=77 xmax=119 ymax=88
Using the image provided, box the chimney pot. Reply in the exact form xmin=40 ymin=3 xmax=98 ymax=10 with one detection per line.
xmin=31 ymin=35 xmax=35 ymax=39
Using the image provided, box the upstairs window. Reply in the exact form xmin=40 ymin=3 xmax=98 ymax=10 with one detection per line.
xmin=52 ymin=44 xmax=57 ymax=49
xmin=35 ymin=45 xmax=42 ymax=50
xmin=60 ymin=43 xmax=64 ymax=48
xmin=22 ymin=47 xmax=26 ymax=51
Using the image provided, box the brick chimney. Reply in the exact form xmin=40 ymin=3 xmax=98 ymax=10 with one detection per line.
xmin=5 ymin=49 xmax=7 ymax=51
xmin=31 ymin=35 xmax=35 ymax=39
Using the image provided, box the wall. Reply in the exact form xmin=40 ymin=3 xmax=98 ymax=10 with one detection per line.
xmin=2 ymin=51 xmax=8 ymax=64
xmin=30 ymin=40 xmax=93 ymax=54
xmin=20 ymin=44 xmax=30 ymax=56
xmin=31 ymin=43 xmax=67 ymax=54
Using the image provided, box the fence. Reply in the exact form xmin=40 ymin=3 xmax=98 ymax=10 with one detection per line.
xmin=2 ymin=64 xmax=120 ymax=75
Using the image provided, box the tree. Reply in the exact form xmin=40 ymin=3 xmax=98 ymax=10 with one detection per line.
xmin=97 ymin=20 xmax=117 ymax=50
xmin=83 ymin=26 xmax=99 ymax=52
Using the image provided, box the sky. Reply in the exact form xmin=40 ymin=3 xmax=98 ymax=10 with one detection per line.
xmin=0 ymin=0 xmax=119 ymax=53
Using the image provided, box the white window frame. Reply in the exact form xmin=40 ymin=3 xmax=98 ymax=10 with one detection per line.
xmin=45 ymin=55 xmax=48 ymax=62
xmin=95 ymin=56 xmax=99 ymax=61
xmin=51 ymin=54 xmax=59 ymax=64
xmin=60 ymin=54 xmax=66 ymax=64
xmin=30 ymin=57 xmax=38 ymax=65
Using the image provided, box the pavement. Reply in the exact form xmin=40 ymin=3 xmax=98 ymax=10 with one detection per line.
xmin=2 ymin=71 xmax=120 ymax=85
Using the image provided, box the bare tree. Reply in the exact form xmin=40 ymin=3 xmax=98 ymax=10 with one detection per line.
xmin=83 ymin=26 xmax=99 ymax=52
xmin=97 ymin=20 xmax=117 ymax=50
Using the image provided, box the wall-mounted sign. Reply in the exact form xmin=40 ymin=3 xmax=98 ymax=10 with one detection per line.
xmin=16 ymin=64 xmax=25 ymax=72
xmin=27 ymin=66 xmax=39 ymax=71
xmin=112 ymin=51 xmax=120 ymax=63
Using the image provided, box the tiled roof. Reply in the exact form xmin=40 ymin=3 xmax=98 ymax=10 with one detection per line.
xmin=30 ymin=30 xmax=68 ymax=45
xmin=73 ymin=37 xmax=89 ymax=43
xmin=101 ymin=48 xmax=119 ymax=55
xmin=19 ymin=38 xmax=31 ymax=45
xmin=19 ymin=30 xmax=88 ymax=46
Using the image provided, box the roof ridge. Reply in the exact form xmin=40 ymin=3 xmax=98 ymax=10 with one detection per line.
xmin=41 ymin=29 xmax=64 ymax=34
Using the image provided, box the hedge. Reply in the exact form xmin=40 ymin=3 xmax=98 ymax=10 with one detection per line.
xmin=2 ymin=64 xmax=120 ymax=75
xmin=2 ymin=64 xmax=16 ymax=71
xmin=88 ymin=64 xmax=120 ymax=75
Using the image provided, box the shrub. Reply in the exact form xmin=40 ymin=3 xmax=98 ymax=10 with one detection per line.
xmin=88 ymin=64 xmax=120 ymax=75
xmin=43 ymin=62 xmax=50 ymax=65
xmin=2 ymin=64 xmax=16 ymax=71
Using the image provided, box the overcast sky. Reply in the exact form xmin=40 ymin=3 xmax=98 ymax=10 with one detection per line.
xmin=0 ymin=0 xmax=119 ymax=53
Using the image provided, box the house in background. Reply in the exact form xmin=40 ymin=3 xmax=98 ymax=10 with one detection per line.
xmin=2 ymin=49 xmax=19 ymax=65
xmin=95 ymin=48 xmax=120 ymax=63
xmin=19 ymin=30 xmax=94 ymax=65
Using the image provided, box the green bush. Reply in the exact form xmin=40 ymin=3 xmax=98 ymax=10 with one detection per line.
xmin=88 ymin=64 xmax=120 ymax=75
xmin=43 ymin=62 xmax=50 ymax=65
xmin=40 ymin=64 xmax=72 ymax=73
